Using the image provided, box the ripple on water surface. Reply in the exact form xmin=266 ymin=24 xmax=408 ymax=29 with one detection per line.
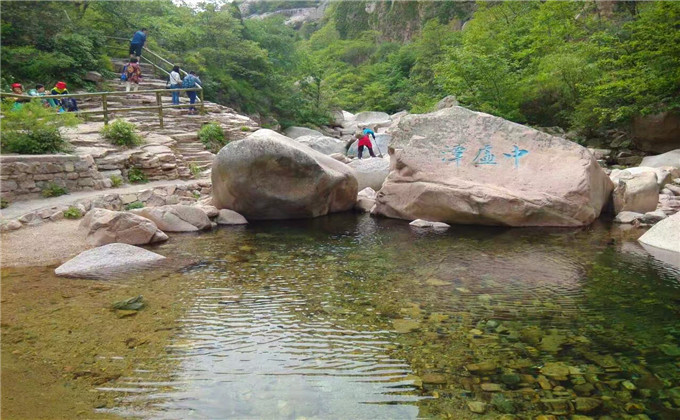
xmin=99 ymin=215 xmax=680 ymax=419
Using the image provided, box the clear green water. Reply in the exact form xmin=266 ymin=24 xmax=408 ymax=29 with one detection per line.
xmin=100 ymin=214 xmax=679 ymax=419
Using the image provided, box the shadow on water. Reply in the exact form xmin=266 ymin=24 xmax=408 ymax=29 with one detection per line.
xmin=98 ymin=213 xmax=679 ymax=419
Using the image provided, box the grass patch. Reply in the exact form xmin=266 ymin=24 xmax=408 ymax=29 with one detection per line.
xmin=100 ymin=120 xmax=143 ymax=147
xmin=41 ymin=182 xmax=68 ymax=198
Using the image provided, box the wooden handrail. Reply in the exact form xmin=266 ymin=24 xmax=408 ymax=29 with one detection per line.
xmin=1 ymin=88 xmax=201 ymax=100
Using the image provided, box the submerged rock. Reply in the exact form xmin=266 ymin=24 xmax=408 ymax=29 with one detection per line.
xmin=374 ymin=107 xmax=613 ymax=226
xmin=409 ymin=219 xmax=451 ymax=230
xmin=55 ymin=243 xmax=166 ymax=279
xmin=211 ymin=129 xmax=358 ymax=219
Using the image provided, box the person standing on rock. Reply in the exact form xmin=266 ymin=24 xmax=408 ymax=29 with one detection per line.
xmin=129 ymin=28 xmax=148 ymax=59
xmin=356 ymin=132 xmax=376 ymax=159
xmin=169 ymin=65 xmax=182 ymax=106
xmin=125 ymin=58 xmax=143 ymax=92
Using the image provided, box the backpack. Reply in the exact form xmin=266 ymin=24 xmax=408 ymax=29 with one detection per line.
xmin=121 ymin=64 xmax=128 ymax=81
xmin=182 ymin=75 xmax=196 ymax=89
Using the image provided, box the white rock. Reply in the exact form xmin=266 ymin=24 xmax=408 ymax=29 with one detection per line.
xmin=409 ymin=219 xmax=451 ymax=230
xmin=638 ymin=212 xmax=680 ymax=256
xmin=55 ymin=243 xmax=166 ymax=279
xmin=641 ymin=210 xmax=668 ymax=224
xmin=294 ymin=134 xmax=345 ymax=155
xmin=614 ymin=211 xmax=644 ymax=224
xmin=284 ymin=126 xmax=323 ymax=139
xmin=640 ymin=149 xmax=680 ymax=169
xmin=216 ymin=209 xmax=248 ymax=225
xmin=348 ymin=157 xmax=390 ymax=191
xmin=612 ymin=171 xmax=660 ymax=214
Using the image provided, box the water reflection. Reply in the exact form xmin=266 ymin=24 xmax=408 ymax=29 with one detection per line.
xmin=101 ymin=213 xmax=679 ymax=419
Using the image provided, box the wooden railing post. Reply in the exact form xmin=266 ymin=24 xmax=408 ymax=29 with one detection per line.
xmin=200 ymin=88 xmax=205 ymax=114
xmin=102 ymin=93 xmax=109 ymax=125
xmin=156 ymin=91 xmax=164 ymax=129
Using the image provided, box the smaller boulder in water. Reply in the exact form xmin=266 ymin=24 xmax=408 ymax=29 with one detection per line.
xmin=55 ymin=243 xmax=166 ymax=279
xmin=216 ymin=209 xmax=248 ymax=225
xmin=409 ymin=219 xmax=451 ymax=230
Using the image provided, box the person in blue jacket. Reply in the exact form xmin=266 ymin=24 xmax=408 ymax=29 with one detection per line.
xmin=362 ymin=127 xmax=376 ymax=141
xmin=129 ymin=28 xmax=148 ymax=59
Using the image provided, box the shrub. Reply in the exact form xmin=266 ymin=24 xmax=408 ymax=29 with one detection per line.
xmin=127 ymin=168 xmax=148 ymax=184
xmin=1 ymin=198 xmax=9 ymax=209
xmin=100 ymin=120 xmax=142 ymax=147
xmin=240 ymin=126 xmax=251 ymax=132
xmin=189 ymin=163 xmax=202 ymax=178
xmin=125 ymin=201 xmax=144 ymax=210
xmin=198 ymin=122 xmax=226 ymax=153
xmin=63 ymin=206 xmax=83 ymax=219
xmin=110 ymin=175 xmax=123 ymax=188
xmin=0 ymin=100 xmax=78 ymax=154
xmin=41 ymin=182 xmax=68 ymax=198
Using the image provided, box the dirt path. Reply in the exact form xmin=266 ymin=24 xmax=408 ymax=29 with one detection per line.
xmin=1 ymin=220 xmax=92 ymax=268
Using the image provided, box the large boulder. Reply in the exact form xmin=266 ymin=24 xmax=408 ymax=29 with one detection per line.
xmin=373 ymin=107 xmax=614 ymax=227
xmin=632 ymin=112 xmax=680 ymax=154
xmin=611 ymin=171 xmax=660 ymax=214
xmin=133 ymin=205 xmax=212 ymax=232
xmin=639 ymin=212 xmax=680 ymax=254
xmin=348 ymin=157 xmax=390 ymax=191
xmin=211 ymin=129 xmax=358 ymax=219
xmin=354 ymin=111 xmax=391 ymax=129
xmin=80 ymin=208 xmax=168 ymax=246
xmin=347 ymin=134 xmax=391 ymax=158
xmin=284 ymin=126 xmax=323 ymax=139
xmin=55 ymin=243 xmax=166 ymax=279
xmin=294 ymin=135 xmax=346 ymax=155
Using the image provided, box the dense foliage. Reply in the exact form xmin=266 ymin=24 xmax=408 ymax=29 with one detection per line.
xmin=0 ymin=100 xmax=78 ymax=154
xmin=2 ymin=1 xmax=678 ymax=144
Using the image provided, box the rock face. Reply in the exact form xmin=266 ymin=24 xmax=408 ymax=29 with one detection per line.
xmin=640 ymin=149 xmax=680 ymax=172
xmin=211 ymin=129 xmax=358 ymax=219
xmin=284 ymin=126 xmax=323 ymax=139
xmin=611 ymin=171 xmax=660 ymax=214
xmin=133 ymin=205 xmax=212 ymax=232
xmin=294 ymin=135 xmax=346 ymax=155
xmin=632 ymin=112 xmax=680 ymax=153
xmin=354 ymin=111 xmax=391 ymax=129
xmin=435 ymin=95 xmax=459 ymax=110
xmin=348 ymin=157 xmax=390 ymax=191
xmin=80 ymin=208 xmax=168 ymax=246
xmin=373 ymin=107 xmax=614 ymax=227
xmin=639 ymin=212 xmax=680 ymax=253
xmin=55 ymin=243 xmax=166 ymax=279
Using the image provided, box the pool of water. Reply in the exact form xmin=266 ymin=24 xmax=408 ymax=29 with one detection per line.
xmin=96 ymin=214 xmax=679 ymax=418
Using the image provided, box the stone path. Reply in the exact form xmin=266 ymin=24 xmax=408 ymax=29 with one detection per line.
xmin=0 ymin=179 xmax=199 ymax=220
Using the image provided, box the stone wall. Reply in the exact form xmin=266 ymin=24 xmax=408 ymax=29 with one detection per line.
xmin=1 ymin=155 xmax=110 ymax=201
xmin=1 ymin=180 xmax=212 ymax=232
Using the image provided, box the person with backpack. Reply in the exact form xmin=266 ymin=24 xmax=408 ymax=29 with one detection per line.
xmin=50 ymin=81 xmax=78 ymax=112
xmin=169 ymin=65 xmax=182 ymax=105
xmin=355 ymin=132 xmax=376 ymax=159
xmin=129 ymin=28 xmax=148 ymax=59
xmin=125 ymin=58 xmax=143 ymax=92
xmin=182 ymin=71 xmax=201 ymax=114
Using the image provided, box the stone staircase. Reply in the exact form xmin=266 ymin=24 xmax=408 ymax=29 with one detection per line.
xmin=64 ymin=59 xmax=259 ymax=183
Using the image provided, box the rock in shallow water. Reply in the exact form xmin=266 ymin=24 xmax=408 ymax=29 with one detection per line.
xmin=373 ymin=107 xmax=613 ymax=227
xmin=211 ymin=129 xmax=358 ymax=219
xmin=55 ymin=243 xmax=166 ymax=279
